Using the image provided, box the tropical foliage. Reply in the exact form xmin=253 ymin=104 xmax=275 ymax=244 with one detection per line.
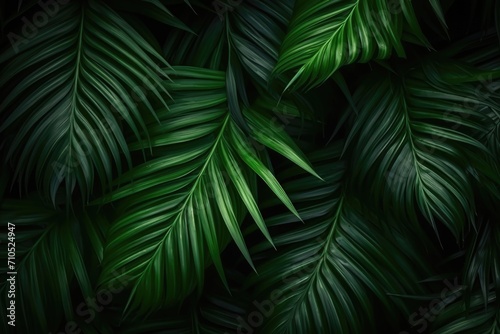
xmin=0 ymin=0 xmax=499 ymax=333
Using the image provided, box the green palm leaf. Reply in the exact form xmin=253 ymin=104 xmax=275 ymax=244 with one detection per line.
xmin=226 ymin=0 xmax=293 ymax=88
xmin=438 ymin=35 xmax=500 ymax=211
xmin=461 ymin=41 xmax=500 ymax=158
xmin=463 ymin=220 xmax=500 ymax=309
xmin=104 ymin=0 xmax=193 ymax=32
xmin=97 ymin=66 xmax=318 ymax=316
xmin=163 ymin=0 xmax=295 ymax=130
xmin=164 ymin=0 xmax=293 ymax=87
xmin=431 ymin=289 xmax=500 ymax=334
xmin=0 ymin=197 xmax=107 ymax=333
xmin=0 ymin=0 xmax=170 ymax=203
xmin=116 ymin=270 xmax=249 ymax=333
xmin=345 ymin=59 xmax=500 ymax=238
xmin=248 ymin=145 xmax=431 ymax=333
xmin=272 ymin=0 xmax=436 ymax=91
xmin=428 ymin=0 xmax=448 ymax=29
xmin=484 ymin=105 xmax=500 ymax=157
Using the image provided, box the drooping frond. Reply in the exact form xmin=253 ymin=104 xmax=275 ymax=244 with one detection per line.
xmin=97 ymin=66 xmax=318 ymax=316
xmin=0 ymin=0 xmax=170 ymax=203
xmin=164 ymin=0 xmax=293 ymax=87
xmin=0 ymin=198 xmax=107 ymax=333
xmin=431 ymin=289 xmax=500 ymax=334
xmin=463 ymin=219 xmax=500 ymax=308
xmin=248 ymin=145 xmax=431 ymax=333
xmin=272 ymin=0 xmax=437 ymax=91
xmin=345 ymin=59 xmax=500 ymax=238
xmin=114 ymin=270 xmax=249 ymax=333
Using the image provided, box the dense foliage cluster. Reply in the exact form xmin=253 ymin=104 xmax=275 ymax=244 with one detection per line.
xmin=0 ymin=0 xmax=499 ymax=333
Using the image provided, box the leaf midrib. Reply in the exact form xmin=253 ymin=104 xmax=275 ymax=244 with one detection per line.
xmin=399 ymin=83 xmax=434 ymax=217
xmin=133 ymin=114 xmax=231 ymax=285
xmin=288 ymin=192 xmax=346 ymax=323
xmin=65 ymin=4 xmax=85 ymax=170
xmin=284 ymin=1 xmax=359 ymax=89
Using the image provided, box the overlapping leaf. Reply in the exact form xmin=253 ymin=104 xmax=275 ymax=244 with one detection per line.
xmin=0 ymin=0 xmax=170 ymax=203
xmin=0 ymin=198 xmax=108 ymax=333
xmin=431 ymin=289 xmax=500 ymax=334
xmin=114 ymin=270 xmax=249 ymax=334
xmin=1 ymin=0 xmax=500 ymax=331
xmin=164 ymin=0 xmax=293 ymax=86
xmin=97 ymin=66 xmax=317 ymax=316
xmin=163 ymin=0 xmax=296 ymax=130
xmin=105 ymin=0 xmax=193 ymax=32
xmin=463 ymin=220 xmax=500 ymax=308
xmin=248 ymin=146 xmax=431 ymax=333
xmin=272 ymin=0 xmax=438 ymax=91
xmin=345 ymin=60 xmax=500 ymax=238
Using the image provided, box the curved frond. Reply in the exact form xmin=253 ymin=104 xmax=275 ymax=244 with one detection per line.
xmin=105 ymin=0 xmax=193 ymax=33
xmin=463 ymin=220 xmax=500 ymax=308
xmin=0 ymin=198 xmax=107 ymax=333
xmin=117 ymin=270 xmax=249 ymax=333
xmin=97 ymin=67 xmax=317 ymax=315
xmin=163 ymin=0 xmax=296 ymax=130
xmin=164 ymin=0 xmax=293 ymax=88
xmin=272 ymin=0 xmax=432 ymax=91
xmin=228 ymin=0 xmax=293 ymax=87
xmin=249 ymin=145 xmax=431 ymax=333
xmin=346 ymin=60 xmax=500 ymax=238
xmin=0 ymin=0 xmax=169 ymax=203
xmin=431 ymin=289 xmax=500 ymax=334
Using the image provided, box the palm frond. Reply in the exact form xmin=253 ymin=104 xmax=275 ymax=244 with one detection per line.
xmin=163 ymin=0 xmax=296 ymax=130
xmin=0 ymin=0 xmax=169 ymax=203
xmin=345 ymin=59 xmax=500 ymax=238
xmin=428 ymin=0 xmax=448 ymax=29
xmin=436 ymin=34 xmax=500 ymax=211
xmin=105 ymin=0 xmax=193 ymax=33
xmin=97 ymin=66 xmax=317 ymax=316
xmin=272 ymin=0 xmax=435 ymax=91
xmin=1 ymin=1 xmax=499 ymax=331
xmin=165 ymin=0 xmax=292 ymax=87
xmin=116 ymin=270 xmax=249 ymax=333
xmin=248 ymin=145 xmax=431 ymax=333
xmin=227 ymin=0 xmax=293 ymax=88
xmin=163 ymin=15 xmax=222 ymax=69
xmin=463 ymin=220 xmax=500 ymax=309
xmin=431 ymin=289 xmax=500 ymax=334
xmin=0 ymin=197 xmax=107 ymax=333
